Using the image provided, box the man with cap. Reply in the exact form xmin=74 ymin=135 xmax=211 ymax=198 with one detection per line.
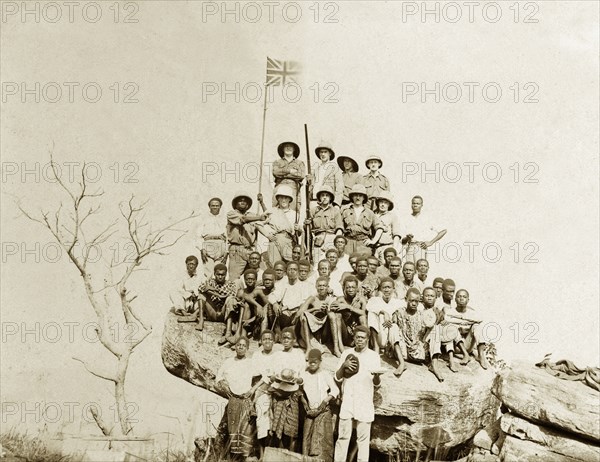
xmin=371 ymin=191 xmax=401 ymax=264
xmin=401 ymin=195 xmax=447 ymax=264
xmin=305 ymin=184 xmax=343 ymax=265
xmin=258 ymin=184 xmax=303 ymax=266
xmin=337 ymin=155 xmax=363 ymax=205
xmin=195 ymin=197 xmax=228 ymax=278
xmin=272 ymin=141 xmax=306 ymax=208
xmin=341 ymin=184 xmax=383 ymax=256
xmin=227 ymin=191 xmax=270 ymax=281
xmin=334 ymin=326 xmax=383 ymax=462
xmin=300 ymin=348 xmax=339 ymax=462
xmin=308 ymin=142 xmax=344 ymax=206
xmin=362 ymin=155 xmax=390 ymax=210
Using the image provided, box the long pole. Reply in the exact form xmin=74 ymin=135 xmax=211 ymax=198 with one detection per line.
xmin=304 ymin=124 xmax=313 ymax=265
xmin=257 ymin=82 xmax=269 ymax=212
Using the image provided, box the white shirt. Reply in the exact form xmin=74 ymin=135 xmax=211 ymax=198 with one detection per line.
xmin=177 ymin=271 xmax=205 ymax=297
xmin=402 ymin=212 xmax=439 ymax=242
xmin=397 ymin=278 xmax=425 ymax=300
xmin=336 ymin=347 xmax=381 ymax=422
xmin=252 ymin=349 xmax=278 ymax=384
xmin=216 ymin=356 xmax=255 ymax=395
xmin=328 ymin=265 xmax=346 ymax=297
xmin=300 ymin=369 xmax=339 ymax=410
xmin=366 ymin=296 xmax=403 ymax=317
xmin=195 ymin=213 xmax=227 ymax=245
xmin=272 ymin=348 xmax=306 ymax=376
xmin=269 ymin=279 xmax=310 ymax=309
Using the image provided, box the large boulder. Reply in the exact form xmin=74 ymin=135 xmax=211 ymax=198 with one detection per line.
xmin=492 ymin=361 xmax=600 ymax=442
xmin=162 ymin=314 xmax=500 ymax=454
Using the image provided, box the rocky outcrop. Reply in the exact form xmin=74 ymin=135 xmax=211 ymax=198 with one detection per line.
xmin=488 ymin=361 xmax=600 ymax=462
xmin=162 ymin=314 xmax=500 ymax=455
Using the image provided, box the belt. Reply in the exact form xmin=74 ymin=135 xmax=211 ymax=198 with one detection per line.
xmin=203 ymin=236 xmax=226 ymax=241
xmin=229 ymin=243 xmax=253 ymax=249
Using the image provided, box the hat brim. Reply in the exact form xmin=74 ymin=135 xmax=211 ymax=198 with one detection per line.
xmin=348 ymin=192 xmax=368 ymax=200
xmin=278 ymin=142 xmax=300 ymax=158
xmin=315 ymin=190 xmax=335 ymax=202
xmin=376 ymin=197 xmax=394 ymax=211
xmin=272 ymin=381 xmax=299 ymax=392
xmin=232 ymin=195 xmax=253 ymax=209
xmin=337 ymin=156 xmax=359 ymax=172
xmin=365 ymin=158 xmax=383 ymax=168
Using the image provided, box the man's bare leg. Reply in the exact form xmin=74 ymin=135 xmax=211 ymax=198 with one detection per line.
xmin=300 ymin=317 xmax=312 ymax=352
xmin=196 ymin=300 xmax=204 ymax=331
xmin=477 ymin=344 xmax=490 ymax=369
xmin=458 ymin=342 xmax=471 ymax=365
xmin=328 ymin=313 xmax=342 ymax=357
xmin=393 ymin=344 xmax=406 ymax=377
xmin=448 ymin=351 xmax=459 ymax=372
xmin=370 ymin=328 xmax=380 ymax=354
xmin=335 ymin=316 xmax=345 ymax=353
xmin=428 ymin=354 xmax=445 ymax=382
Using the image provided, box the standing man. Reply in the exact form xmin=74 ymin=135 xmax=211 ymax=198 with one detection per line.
xmin=334 ymin=326 xmax=383 ymax=462
xmin=272 ymin=141 xmax=305 ymax=208
xmin=362 ymin=155 xmax=390 ymax=210
xmin=195 ymin=197 xmax=228 ymax=278
xmin=309 ymin=142 xmax=344 ymax=207
xmin=341 ymin=184 xmax=383 ymax=256
xmin=227 ymin=191 xmax=270 ymax=281
xmin=401 ymin=196 xmax=447 ymax=264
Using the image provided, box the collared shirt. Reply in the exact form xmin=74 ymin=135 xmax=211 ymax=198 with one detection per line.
xmin=196 ymin=213 xmax=227 ymax=246
xmin=216 ymin=356 xmax=254 ymax=395
xmin=312 ymin=160 xmax=344 ymax=206
xmin=362 ymin=171 xmax=390 ymax=199
xmin=263 ymin=207 xmax=295 ymax=238
xmin=273 ymin=157 xmax=306 ymax=186
xmin=341 ymin=172 xmax=363 ymax=203
xmin=227 ymin=209 xmax=260 ymax=247
xmin=402 ymin=212 xmax=440 ymax=243
xmin=335 ymin=347 xmax=381 ymax=422
xmin=300 ymin=369 xmax=339 ymax=410
xmin=177 ymin=271 xmax=205 ymax=297
xmin=268 ymin=279 xmax=309 ymax=310
xmin=311 ymin=204 xmax=343 ymax=234
xmin=341 ymin=205 xmax=383 ymax=240
xmin=376 ymin=210 xmax=400 ymax=245
xmin=397 ymin=278 xmax=425 ymax=301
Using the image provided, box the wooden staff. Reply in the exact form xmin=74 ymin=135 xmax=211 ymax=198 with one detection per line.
xmin=304 ymin=124 xmax=313 ymax=265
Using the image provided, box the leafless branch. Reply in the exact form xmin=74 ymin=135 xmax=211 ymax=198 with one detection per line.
xmin=72 ymin=356 xmax=117 ymax=383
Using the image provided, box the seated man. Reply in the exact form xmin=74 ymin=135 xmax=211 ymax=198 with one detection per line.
xmin=325 ymin=248 xmax=345 ymax=297
xmin=329 ymin=276 xmax=367 ymax=356
xmin=444 ymin=289 xmax=490 ymax=370
xmin=170 ymin=255 xmax=204 ymax=319
xmin=268 ymin=261 xmax=308 ymax=336
xmin=376 ymin=247 xmax=398 ymax=279
xmin=340 ymin=252 xmax=360 ymax=282
xmin=415 ymin=259 xmax=430 ymax=286
xmin=435 ymin=278 xmax=456 ymax=309
xmin=241 ymin=251 xmax=264 ymax=284
xmin=298 ymin=277 xmax=335 ymax=351
xmin=298 ymin=259 xmax=312 ymax=283
xmin=334 ymin=235 xmax=352 ymax=273
xmin=367 ymin=278 xmax=405 ymax=377
xmin=198 ymin=263 xmax=238 ymax=335
xmin=355 ymin=256 xmax=379 ymax=299
xmin=272 ymin=260 xmax=287 ymax=289
xmin=432 ymin=277 xmax=444 ymax=299
xmin=397 ymin=261 xmax=425 ymax=301
xmin=396 ymin=288 xmax=444 ymax=381
xmin=367 ymin=256 xmax=381 ymax=278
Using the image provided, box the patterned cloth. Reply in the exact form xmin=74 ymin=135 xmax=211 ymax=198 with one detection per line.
xmin=224 ymin=395 xmax=255 ymax=456
xmin=270 ymin=390 xmax=301 ymax=439
xmin=397 ymin=307 xmax=428 ymax=361
xmin=199 ymin=277 xmax=238 ymax=310
xmin=303 ymin=406 xmax=336 ymax=461
xmin=535 ymin=356 xmax=600 ymax=392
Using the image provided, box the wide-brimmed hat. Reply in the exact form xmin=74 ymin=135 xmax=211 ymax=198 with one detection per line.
xmin=272 ymin=368 xmax=300 ymax=392
xmin=365 ymin=155 xmax=383 ymax=168
xmin=342 ymin=354 xmax=359 ymax=378
xmin=376 ymin=191 xmax=395 ymax=211
xmin=274 ymin=184 xmax=295 ymax=200
xmin=337 ymin=156 xmax=359 ymax=172
xmin=315 ymin=142 xmax=335 ymax=160
xmin=348 ymin=184 xmax=368 ymax=200
xmin=231 ymin=191 xmax=253 ymax=209
xmin=277 ymin=141 xmax=300 ymax=159
xmin=315 ymin=185 xmax=335 ymax=203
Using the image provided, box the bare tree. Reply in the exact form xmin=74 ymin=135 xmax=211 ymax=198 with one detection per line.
xmin=18 ymin=154 xmax=198 ymax=436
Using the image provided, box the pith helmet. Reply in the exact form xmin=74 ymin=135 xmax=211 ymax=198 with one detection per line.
xmin=315 ymin=185 xmax=335 ymax=204
xmin=337 ymin=155 xmax=359 ymax=172
xmin=348 ymin=184 xmax=368 ymax=200
xmin=274 ymin=184 xmax=295 ymax=200
xmin=376 ymin=191 xmax=395 ymax=210
xmin=365 ymin=155 xmax=383 ymax=168
xmin=231 ymin=191 xmax=253 ymax=209
xmin=277 ymin=141 xmax=300 ymax=158
xmin=315 ymin=142 xmax=335 ymax=160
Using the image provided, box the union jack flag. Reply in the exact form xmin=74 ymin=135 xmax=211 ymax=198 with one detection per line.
xmin=265 ymin=57 xmax=300 ymax=86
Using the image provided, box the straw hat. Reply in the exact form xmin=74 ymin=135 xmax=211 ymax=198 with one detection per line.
xmin=271 ymin=368 xmax=300 ymax=392
xmin=376 ymin=191 xmax=395 ymax=210
xmin=231 ymin=191 xmax=253 ymax=209
xmin=337 ymin=155 xmax=359 ymax=172
xmin=277 ymin=141 xmax=300 ymax=158
xmin=315 ymin=142 xmax=335 ymax=160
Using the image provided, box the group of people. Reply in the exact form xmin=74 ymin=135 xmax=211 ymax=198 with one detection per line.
xmin=170 ymin=141 xmax=493 ymax=461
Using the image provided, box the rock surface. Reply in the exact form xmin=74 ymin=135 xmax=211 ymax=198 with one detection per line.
xmin=162 ymin=314 xmax=500 ymax=454
xmin=500 ymin=413 xmax=600 ymax=462
xmin=492 ymin=361 xmax=600 ymax=442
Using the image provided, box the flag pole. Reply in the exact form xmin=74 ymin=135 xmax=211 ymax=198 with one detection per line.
xmin=257 ymin=80 xmax=269 ymax=213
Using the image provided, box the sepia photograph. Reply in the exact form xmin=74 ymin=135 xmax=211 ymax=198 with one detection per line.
xmin=1 ymin=1 xmax=599 ymax=461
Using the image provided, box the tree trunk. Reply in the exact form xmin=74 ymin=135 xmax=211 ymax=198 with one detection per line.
xmin=115 ymin=351 xmax=132 ymax=436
